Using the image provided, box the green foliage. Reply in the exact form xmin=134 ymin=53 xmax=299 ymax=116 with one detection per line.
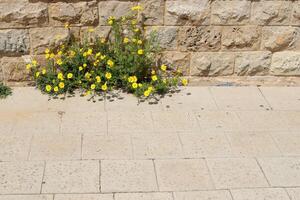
xmin=26 ymin=7 xmax=188 ymax=99
xmin=0 ymin=82 xmax=12 ymax=99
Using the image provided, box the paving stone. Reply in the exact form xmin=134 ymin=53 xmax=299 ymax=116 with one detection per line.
xmin=0 ymin=161 xmax=44 ymax=194
xmin=115 ymin=192 xmax=173 ymax=200
xmin=226 ymin=133 xmax=281 ymax=156
xmin=0 ymin=195 xmax=53 ymax=200
xmin=152 ymin=111 xmax=199 ymax=132
xmin=82 ymin=135 xmax=132 ymax=159
xmin=207 ymin=158 xmax=268 ymax=189
xmin=260 ymin=87 xmax=300 ymax=111
xmin=258 ymin=158 xmax=300 ymax=187
xmin=210 ymin=87 xmax=270 ymax=111
xmin=0 ymin=134 xmax=31 ymax=161
xmin=179 ymin=134 xmax=232 ymax=158
xmin=101 ymin=160 xmax=157 ymax=193
xmin=280 ymin=111 xmax=300 ymax=131
xmin=54 ymin=194 xmax=113 ymax=200
xmin=132 ymin=134 xmax=183 ymax=159
xmin=107 ymin=112 xmax=154 ymax=134
xmin=231 ymin=188 xmax=290 ymax=200
xmin=61 ymin=112 xmax=107 ymax=135
xmin=0 ymin=112 xmax=16 ymax=134
xmin=174 ymin=190 xmax=232 ymax=200
xmin=155 ymin=159 xmax=214 ymax=191
xmin=42 ymin=161 xmax=99 ymax=193
xmin=29 ymin=134 xmax=81 ymax=160
xmin=195 ymin=111 xmax=242 ymax=132
xmin=286 ymin=188 xmax=300 ymax=200
xmin=272 ymin=134 xmax=300 ymax=156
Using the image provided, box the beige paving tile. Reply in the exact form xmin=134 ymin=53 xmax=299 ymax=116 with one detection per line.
xmin=195 ymin=111 xmax=242 ymax=132
xmin=42 ymin=161 xmax=99 ymax=193
xmin=280 ymin=111 xmax=300 ymax=131
xmin=0 ymin=134 xmax=32 ymax=161
xmin=179 ymin=134 xmax=232 ymax=158
xmin=108 ymin=112 xmax=154 ymax=134
xmin=12 ymin=112 xmax=60 ymax=134
xmin=155 ymin=159 xmax=214 ymax=191
xmin=0 ymin=112 xmax=16 ymax=135
xmin=61 ymin=112 xmax=107 ymax=135
xmin=132 ymin=134 xmax=183 ymax=159
xmin=0 ymin=161 xmax=44 ymax=194
xmin=82 ymin=135 xmax=133 ymax=159
xmin=29 ymin=134 xmax=81 ymax=160
xmin=115 ymin=192 xmax=173 ymax=200
xmin=101 ymin=160 xmax=157 ymax=193
xmin=260 ymin=87 xmax=300 ymax=110
xmin=226 ymin=133 xmax=281 ymax=156
xmin=286 ymin=188 xmax=300 ymax=200
xmin=237 ymin=111 xmax=289 ymax=132
xmin=174 ymin=190 xmax=232 ymax=200
xmin=152 ymin=111 xmax=199 ymax=132
xmin=230 ymin=188 xmax=290 ymax=200
xmin=210 ymin=87 xmax=270 ymax=111
xmin=0 ymin=195 xmax=53 ymax=200
xmin=54 ymin=194 xmax=113 ymax=200
xmin=272 ymin=134 xmax=300 ymax=156
xmin=207 ymin=158 xmax=268 ymax=189
xmin=258 ymin=158 xmax=300 ymax=187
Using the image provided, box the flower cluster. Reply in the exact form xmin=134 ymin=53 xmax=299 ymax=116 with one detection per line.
xmin=26 ymin=7 xmax=187 ymax=99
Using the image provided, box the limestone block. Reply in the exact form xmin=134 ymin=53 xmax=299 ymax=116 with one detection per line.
xmin=271 ymin=52 xmax=300 ymax=76
xmin=0 ymin=29 xmax=29 ymax=55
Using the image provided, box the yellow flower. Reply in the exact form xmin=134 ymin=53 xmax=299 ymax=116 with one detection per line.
xmin=96 ymin=52 xmax=101 ymax=57
xmin=151 ymin=70 xmax=156 ymax=75
xmin=54 ymin=86 xmax=59 ymax=92
xmin=83 ymin=63 xmax=87 ymax=68
xmin=35 ymin=71 xmax=40 ymax=78
xmin=148 ymin=86 xmax=153 ymax=91
xmin=132 ymin=76 xmax=137 ymax=83
xmin=137 ymin=40 xmax=142 ymax=45
xmin=64 ymin=22 xmax=70 ymax=29
xmin=57 ymin=73 xmax=64 ymax=80
xmin=45 ymin=54 xmax=50 ymax=59
xmin=123 ymin=37 xmax=130 ymax=44
xmin=100 ymin=55 xmax=106 ymax=60
xmin=56 ymin=59 xmax=63 ymax=66
xmin=42 ymin=68 xmax=46 ymax=75
xmin=59 ymin=82 xmax=65 ymax=89
xmin=88 ymin=28 xmax=95 ymax=32
xmin=69 ymin=50 xmax=76 ymax=57
xmin=151 ymin=75 xmax=158 ymax=81
xmin=32 ymin=60 xmax=37 ymax=66
xmin=132 ymin=38 xmax=137 ymax=43
xmin=90 ymin=84 xmax=96 ymax=90
xmin=138 ymin=83 xmax=143 ymax=87
xmin=50 ymin=53 xmax=55 ymax=59
xmin=144 ymin=90 xmax=150 ymax=97
xmin=100 ymin=38 xmax=106 ymax=43
xmin=26 ymin=64 xmax=31 ymax=70
xmin=45 ymin=85 xmax=52 ymax=92
xmin=101 ymin=83 xmax=108 ymax=91
xmin=132 ymin=83 xmax=138 ymax=89
xmin=79 ymin=66 xmax=83 ymax=71
xmin=131 ymin=5 xmax=143 ymax=11
xmin=107 ymin=60 xmax=114 ymax=67
xmin=182 ymin=78 xmax=188 ymax=86
xmin=45 ymin=48 xmax=50 ymax=54
xmin=87 ymin=48 xmax=93 ymax=55
xmin=67 ymin=73 xmax=73 ymax=79
xmin=131 ymin=19 xmax=137 ymax=25
xmin=108 ymin=19 xmax=114 ymax=25
xmin=83 ymin=52 xmax=87 ymax=57
xmin=161 ymin=64 xmax=167 ymax=71
xmin=137 ymin=49 xmax=144 ymax=55
xmin=96 ymin=76 xmax=101 ymax=83
xmin=134 ymin=28 xmax=140 ymax=32
xmin=105 ymin=72 xmax=112 ymax=80
xmin=85 ymin=72 xmax=91 ymax=79
xmin=84 ymin=90 xmax=91 ymax=96
xmin=57 ymin=51 xmax=62 ymax=56
xmin=128 ymin=76 xmax=134 ymax=83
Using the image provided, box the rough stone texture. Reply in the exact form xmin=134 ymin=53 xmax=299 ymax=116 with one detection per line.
xmin=49 ymin=1 xmax=98 ymax=26
xmin=235 ymin=51 xmax=272 ymax=76
xmin=222 ymin=26 xmax=261 ymax=51
xmin=147 ymin=26 xmax=178 ymax=51
xmin=1 ymin=57 xmax=30 ymax=82
xmin=178 ymin=26 xmax=222 ymax=52
xmin=165 ymin=0 xmax=210 ymax=25
xmin=211 ymin=0 xmax=250 ymax=25
xmin=190 ymin=52 xmax=234 ymax=76
xmin=160 ymin=51 xmax=190 ymax=75
xmin=251 ymin=1 xmax=292 ymax=25
xmin=139 ymin=0 xmax=164 ymax=25
xmin=292 ymin=2 xmax=300 ymax=25
xmin=271 ymin=52 xmax=300 ymax=76
xmin=0 ymin=29 xmax=29 ymax=55
xmin=0 ymin=1 xmax=48 ymax=28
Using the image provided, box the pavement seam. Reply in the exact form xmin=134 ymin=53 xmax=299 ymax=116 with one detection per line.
xmin=40 ymin=161 xmax=46 ymax=194
xmin=152 ymin=159 xmax=160 ymax=192
xmin=258 ymin=87 xmax=273 ymax=111
xmin=26 ymin=134 xmax=34 ymax=161
xmin=255 ymin=157 xmax=272 ymax=187
xmin=204 ymin=158 xmax=217 ymax=190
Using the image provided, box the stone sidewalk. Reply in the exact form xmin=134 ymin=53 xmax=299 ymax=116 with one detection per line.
xmin=0 ymin=86 xmax=300 ymax=200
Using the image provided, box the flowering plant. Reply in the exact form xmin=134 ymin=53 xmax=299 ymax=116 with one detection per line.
xmin=26 ymin=7 xmax=187 ymax=99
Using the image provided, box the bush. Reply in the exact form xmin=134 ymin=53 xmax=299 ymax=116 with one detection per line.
xmin=26 ymin=6 xmax=188 ymax=99
xmin=0 ymin=82 xmax=12 ymax=99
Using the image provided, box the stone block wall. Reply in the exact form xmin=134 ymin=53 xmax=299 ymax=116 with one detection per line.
xmin=0 ymin=0 xmax=300 ymax=84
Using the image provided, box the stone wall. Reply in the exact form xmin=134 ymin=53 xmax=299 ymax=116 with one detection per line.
xmin=0 ymin=0 xmax=300 ymax=84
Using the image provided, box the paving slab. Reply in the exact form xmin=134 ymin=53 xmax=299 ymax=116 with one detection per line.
xmin=207 ymin=158 xmax=269 ymax=189
xmin=115 ymin=192 xmax=173 ymax=200
xmin=54 ymin=194 xmax=113 ymax=200
xmin=258 ymin=158 xmax=300 ymax=187
xmin=0 ymin=161 xmax=44 ymax=194
xmin=82 ymin=135 xmax=133 ymax=159
xmin=286 ymin=188 xmax=300 ymax=200
xmin=174 ymin=190 xmax=232 ymax=200
xmin=0 ymin=112 xmax=17 ymax=135
xmin=101 ymin=160 xmax=157 ymax=193
xmin=0 ymin=195 xmax=53 ymax=200
xmin=29 ymin=134 xmax=81 ymax=160
xmin=272 ymin=134 xmax=300 ymax=156
xmin=42 ymin=161 xmax=99 ymax=193
xmin=155 ymin=159 xmax=214 ymax=191
xmin=230 ymin=188 xmax=290 ymax=200
xmin=280 ymin=111 xmax=300 ymax=132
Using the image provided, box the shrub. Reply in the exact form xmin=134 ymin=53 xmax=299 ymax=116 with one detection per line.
xmin=0 ymin=82 xmax=12 ymax=99
xmin=26 ymin=6 xmax=188 ymax=99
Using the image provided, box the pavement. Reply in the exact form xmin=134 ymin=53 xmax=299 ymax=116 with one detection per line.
xmin=0 ymin=86 xmax=300 ymax=200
